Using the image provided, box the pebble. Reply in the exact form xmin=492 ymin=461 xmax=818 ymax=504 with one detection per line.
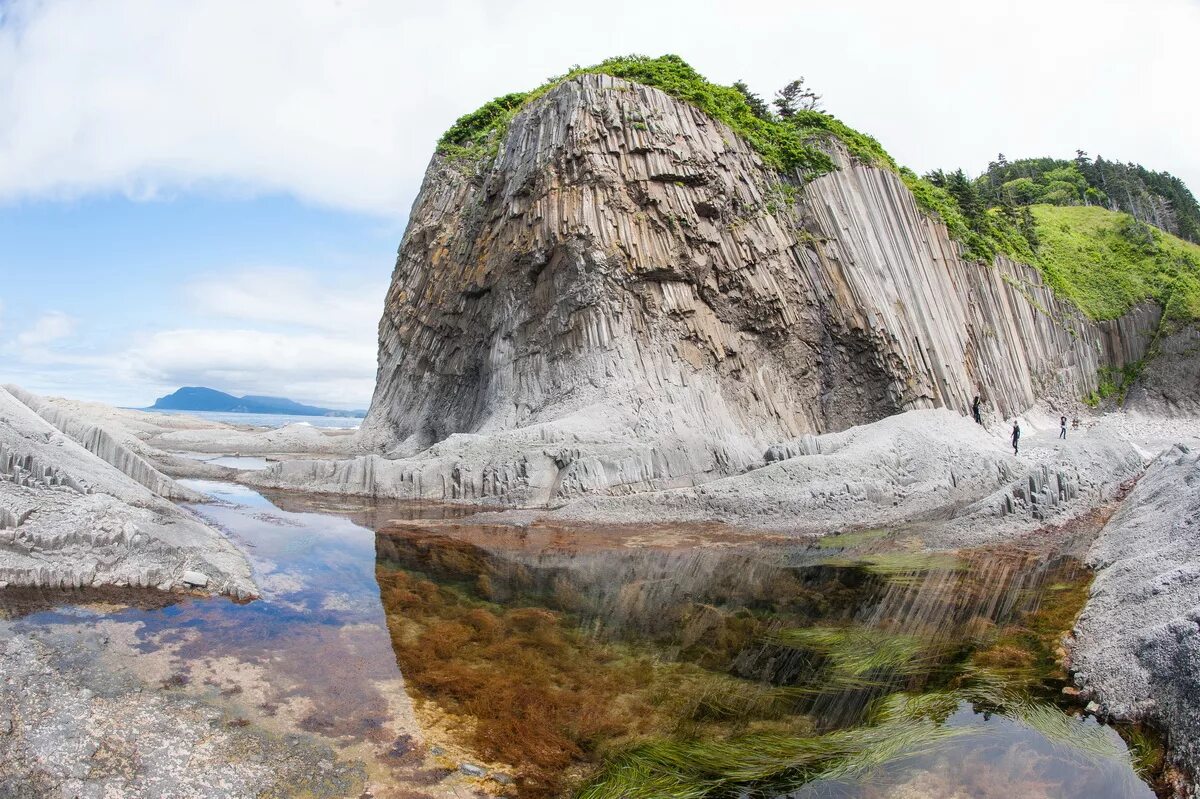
xmin=459 ymin=763 xmax=487 ymax=777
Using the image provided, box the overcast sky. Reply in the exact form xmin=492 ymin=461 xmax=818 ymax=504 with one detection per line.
xmin=1 ymin=0 xmax=1197 ymax=408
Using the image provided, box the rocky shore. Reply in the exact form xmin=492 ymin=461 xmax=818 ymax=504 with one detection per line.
xmin=1072 ymin=443 xmax=1200 ymax=780
xmin=0 ymin=386 xmax=255 ymax=598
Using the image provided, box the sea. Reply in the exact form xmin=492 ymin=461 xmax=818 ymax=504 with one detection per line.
xmin=139 ymin=408 xmax=364 ymax=430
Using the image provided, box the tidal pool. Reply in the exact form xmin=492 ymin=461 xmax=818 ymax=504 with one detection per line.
xmin=0 ymin=481 xmax=1162 ymax=799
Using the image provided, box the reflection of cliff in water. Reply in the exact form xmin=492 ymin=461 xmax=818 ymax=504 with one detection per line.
xmin=374 ymin=521 xmax=1093 ymax=726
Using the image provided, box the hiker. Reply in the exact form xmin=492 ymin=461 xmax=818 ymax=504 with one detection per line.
xmin=972 ymin=395 xmax=983 ymax=425
xmin=1011 ymin=420 xmax=1021 ymax=455
xmin=1059 ymin=415 xmax=1068 ymax=440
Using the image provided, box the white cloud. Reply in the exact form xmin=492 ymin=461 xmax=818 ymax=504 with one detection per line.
xmin=127 ymin=328 xmax=377 ymax=405
xmin=185 ymin=267 xmax=385 ymax=335
xmin=2 ymin=268 xmax=381 ymax=407
xmin=15 ymin=311 xmax=76 ymax=348
xmin=0 ymin=0 xmax=1196 ymax=217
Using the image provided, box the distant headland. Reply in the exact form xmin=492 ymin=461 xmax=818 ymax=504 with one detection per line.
xmin=147 ymin=387 xmax=365 ymax=418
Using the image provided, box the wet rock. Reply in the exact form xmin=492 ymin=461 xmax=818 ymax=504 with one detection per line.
xmin=459 ymin=763 xmax=487 ymax=777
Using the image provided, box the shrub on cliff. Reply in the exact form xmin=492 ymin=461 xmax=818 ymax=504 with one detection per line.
xmin=436 ymin=54 xmax=891 ymax=177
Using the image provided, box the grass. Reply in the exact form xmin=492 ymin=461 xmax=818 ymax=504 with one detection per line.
xmin=814 ymin=527 xmax=892 ymax=550
xmin=576 ymin=678 xmax=1137 ymax=799
xmin=1030 ymin=204 xmax=1200 ymax=322
xmin=576 ymin=710 xmax=977 ymax=799
xmin=438 ymin=54 xmax=838 ymax=175
xmin=769 ymin=626 xmax=931 ymax=680
xmin=376 ymin=532 xmax=1148 ymax=799
xmin=820 ymin=550 xmax=966 ymax=587
xmin=375 ymin=561 xmax=809 ymax=796
xmin=899 ymin=169 xmax=1038 ymax=263
xmin=965 ymin=566 xmax=1091 ymax=696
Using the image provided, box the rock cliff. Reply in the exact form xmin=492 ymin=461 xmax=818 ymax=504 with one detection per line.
xmin=292 ymin=73 xmax=1153 ymax=505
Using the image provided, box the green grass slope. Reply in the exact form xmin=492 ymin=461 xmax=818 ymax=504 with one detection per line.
xmin=1030 ymin=205 xmax=1200 ymax=323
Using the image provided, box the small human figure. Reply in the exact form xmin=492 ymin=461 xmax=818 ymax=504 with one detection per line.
xmin=1011 ymin=420 xmax=1021 ymax=455
xmin=1059 ymin=415 xmax=1068 ymax=440
xmin=972 ymin=395 xmax=983 ymax=426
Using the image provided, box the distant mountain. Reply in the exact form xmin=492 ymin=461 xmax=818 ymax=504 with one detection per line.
xmin=148 ymin=387 xmax=365 ymax=418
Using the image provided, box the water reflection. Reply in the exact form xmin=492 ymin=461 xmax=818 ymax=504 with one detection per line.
xmin=372 ymin=518 xmax=1157 ymax=799
xmin=0 ymin=482 xmax=1160 ymax=799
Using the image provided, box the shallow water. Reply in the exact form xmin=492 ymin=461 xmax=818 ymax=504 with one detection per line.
xmin=168 ymin=451 xmax=271 ymax=470
xmin=1 ymin=481 xmax=1159 ymax=799
xmin=141 ymin=408 xmax=363 ymax=429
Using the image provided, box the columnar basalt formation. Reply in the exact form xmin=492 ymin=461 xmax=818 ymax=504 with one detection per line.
xmin=264 ymin=74 xmax=1158 ymax=505
xmin=0 ymin=387 xmax=256 ymax=597
xmin=4 ymin=383 xmax=204 ymax=502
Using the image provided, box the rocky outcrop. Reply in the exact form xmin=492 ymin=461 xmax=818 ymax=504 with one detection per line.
xmin=4 ymin=384 xmax=204 ymax=502
xmin=1126 ymin=323 xmax=1200 ymax=415
xmin=1072 ymin=445 xmax=1200 ymax=779
xmin=0 ymin=386 xmax=255 ymax=597
xmin=261 ymin=73 xmax=1158 ymax=505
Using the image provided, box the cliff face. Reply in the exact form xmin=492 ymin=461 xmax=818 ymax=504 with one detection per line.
xmin=345 ymin=74 xmax=1154 ymax=501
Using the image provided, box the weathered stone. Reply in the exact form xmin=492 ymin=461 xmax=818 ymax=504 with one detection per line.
xmin=181 ymin=570 xmax=210 ymax=588
xmin=0 ymin=386 xmax=256 ymax=599
xmin=253 ymin=73 xmax=1158 ymax=505
xmin=1073 ymin=445 xmax=1200 ymax=778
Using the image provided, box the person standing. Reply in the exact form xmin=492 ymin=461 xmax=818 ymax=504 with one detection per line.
xmin=972 ymin=395 xmax=983 ymax=425
xmin=1059 ymin=415 xmax=1068 ymax=440
xmin=1011 ymin=420 xmax=1021 ymax=455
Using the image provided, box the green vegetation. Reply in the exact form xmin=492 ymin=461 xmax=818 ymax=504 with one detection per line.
xmin=577 ymin=678 xmax=1134 ymax=799
xmin=439 ymin=55 xmax=1200 ymax=305
xmin=438 ymin=54 xmax=844 ymax=175
xmin=577 ymin=697 xmax=975 ymax=799
xmin=1030 ymin=204 xmax=1200 ymax=322
xmin=770 ymin=626 xmax=933 ymax=682
xmin=820 ymin=550 xmax=966 ymax=586
xmin=977 ymin=153 xmax=1200 ymax=245
xmin=376 ymin=528 xmax=1157 ymax=799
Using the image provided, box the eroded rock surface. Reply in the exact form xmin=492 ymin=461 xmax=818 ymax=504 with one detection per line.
xmin=1072 ymin=444 xmax=1200 ymax=776
xmin=258 ymin=73 xmax=1157 ymax=505
xmin=0 ymin=387 xmax=255 ymax=598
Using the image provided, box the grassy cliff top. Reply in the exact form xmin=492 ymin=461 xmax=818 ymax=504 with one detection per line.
xmin=437 ymin=55 xmax=1200 ymax=325
xmin=436 ymin=55 xmax=1032 ymax=262
xmin=437 ymin=54 xmax=892 ymax=177
xmin=1031 ymin=204 xmax=1200 ymax=323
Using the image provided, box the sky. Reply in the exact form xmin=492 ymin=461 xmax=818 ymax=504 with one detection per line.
xmin=1 ymin=0 xmax=1197 ymax=408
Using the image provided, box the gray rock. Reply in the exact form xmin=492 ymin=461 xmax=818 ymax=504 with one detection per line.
xmin=459 ymin=763 xmax=487 ymax=777
xmin=1073 ymin=445 xmax=1200 ymax=776
xmin=249 ymin=73 xmax=1155 ymax=511
xmin=181 ymin=570 xmax=210 ymax=588
xmin=0 ymin=386 xmax=256 ymax=600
